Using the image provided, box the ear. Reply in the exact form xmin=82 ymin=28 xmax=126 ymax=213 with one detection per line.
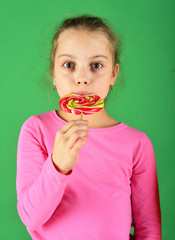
xmin=110 ymin=63 xmax=119 ymax=85
xmin=53 ymin=74 xmax=56 ymax=85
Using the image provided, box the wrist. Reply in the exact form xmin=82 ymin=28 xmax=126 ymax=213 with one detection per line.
xmin=51 ymin=154 xmax=72 ymax=175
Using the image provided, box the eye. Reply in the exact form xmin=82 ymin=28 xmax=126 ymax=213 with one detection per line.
xmin=62 ymin=61 xmax=103 ymax=70
xmin=63 ymin=61 xmax=74 ymax=69
xmin=91 ymin=62 xmax=103 ymax=69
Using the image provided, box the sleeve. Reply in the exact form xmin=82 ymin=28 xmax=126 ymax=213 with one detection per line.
xmin=130 ymin=134 xmax=162 ymax=240
xmin=16 ymin=116 xmax=73 ymax=231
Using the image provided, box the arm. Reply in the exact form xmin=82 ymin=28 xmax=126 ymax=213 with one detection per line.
xmin=16 ymin=116 xmax=72 ymax=231
xmin=130 ymin=134 xmax=162 ymax=240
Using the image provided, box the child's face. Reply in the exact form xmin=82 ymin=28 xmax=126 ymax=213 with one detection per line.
xmin=53 ymin=29 xmax=119 ymax=99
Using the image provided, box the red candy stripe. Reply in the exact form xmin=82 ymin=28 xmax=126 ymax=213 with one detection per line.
xmin=59 ymin=93 xmax=104 ymax=115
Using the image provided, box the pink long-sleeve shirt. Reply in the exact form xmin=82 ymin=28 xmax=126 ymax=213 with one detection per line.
xmin=16 ymin=110 xmax=162 ymax=240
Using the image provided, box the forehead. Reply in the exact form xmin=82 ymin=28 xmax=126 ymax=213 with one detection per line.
xmin=56 ymin=29 xmax=111 ymax=56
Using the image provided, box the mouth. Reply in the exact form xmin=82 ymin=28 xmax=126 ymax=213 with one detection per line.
xmin=75 ymin=91 xmax=92 ymax=95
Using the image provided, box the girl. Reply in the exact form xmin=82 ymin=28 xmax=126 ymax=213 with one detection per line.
xmin=16 ymin=14 xmax=162 ymax=240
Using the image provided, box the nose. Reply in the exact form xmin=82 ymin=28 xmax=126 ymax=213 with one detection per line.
xmin=77 ymin=80 xmax=88 ymax=85
xmin=75 ymin=67 xmax=91 ymax=85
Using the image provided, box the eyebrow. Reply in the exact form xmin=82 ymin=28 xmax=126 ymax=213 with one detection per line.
xmin=58 ymin=54 xmax=108 ymax=60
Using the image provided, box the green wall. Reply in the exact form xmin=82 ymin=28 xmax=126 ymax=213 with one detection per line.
xmin=1 ymin=0 xmax=174 ymax=239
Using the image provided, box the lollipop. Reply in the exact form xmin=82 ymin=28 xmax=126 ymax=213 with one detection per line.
xmin=59 ymin=93 xmax=104 ymax=119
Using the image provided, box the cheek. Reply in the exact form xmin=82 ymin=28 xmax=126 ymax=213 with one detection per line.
xmin=55 ymin=81 xmax=71 ymax=97
xmin=55 ymin=67 xmax=70 ymax=75
xmin=94 ymin=84 xmax=110 ymax=99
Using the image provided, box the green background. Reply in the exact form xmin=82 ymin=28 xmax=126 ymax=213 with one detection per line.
xmin=1 ymin=0 xmax=174 ymax=239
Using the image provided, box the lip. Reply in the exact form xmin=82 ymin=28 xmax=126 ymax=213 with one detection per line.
xmin=75 ymin=91 xmax=91 ymax=95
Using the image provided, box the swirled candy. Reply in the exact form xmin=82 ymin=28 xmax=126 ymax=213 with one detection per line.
xmin=58 ymin=93 xmax=104 ymax=115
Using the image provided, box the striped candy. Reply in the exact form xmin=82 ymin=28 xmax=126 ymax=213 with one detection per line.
xmin=59 ymin=93 xmax=104 ymax=115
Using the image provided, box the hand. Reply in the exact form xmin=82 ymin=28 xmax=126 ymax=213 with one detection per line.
xmin=52 ymin=119 xmax=89 ymax=174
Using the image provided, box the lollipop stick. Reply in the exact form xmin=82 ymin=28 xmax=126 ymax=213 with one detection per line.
xmin=81 ymin=112 xmax=83 ymax=120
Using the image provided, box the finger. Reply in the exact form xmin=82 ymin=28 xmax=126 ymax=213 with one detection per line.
xmin=67 ymin=130 xmax=88 ymax=149
xmin=64 ymin=123 xmax=89 ymax=140
xmin=60 ymin=120 xmax=88 ymax=134
xmin=71 ymin=136 xmax=88 ymax=153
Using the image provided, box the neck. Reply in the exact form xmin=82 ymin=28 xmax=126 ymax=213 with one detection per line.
xmin=56 ymin=108 xmax=111 ymax=128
